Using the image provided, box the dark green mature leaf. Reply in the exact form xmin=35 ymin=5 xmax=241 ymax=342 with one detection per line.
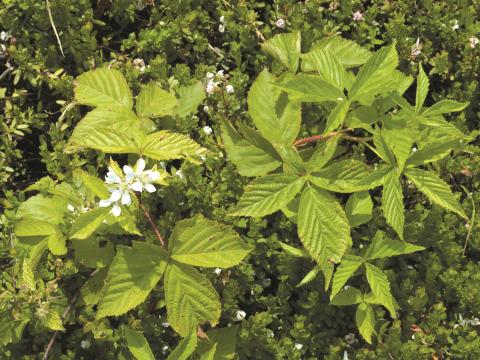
xmin=365 ymin=263 xmax=396 ymax=318
xmin=274 ymin=74 xmax=345 ymax=103
xmin=345 ymin=191 xmax=373 ymax=227
xmin=301 ymin=48 xmax=346 ymax=90
xmin=164 ymin=262 xmax=221 ymax=337
xmin=167 ymin=323 xmax=198 ymax=360
xmin=96 ymin=242 xmax=168 ymax=319
xmin=279 ymin=242 xmax=309 ymax=258
xmin=136 ymin=82 xmax=178 ymax=118
xmin=356 ymin=302 xmax=376 ymax=344
xmin=297 ymin=266 xmax=320 ymax=288
xmin=305 ymin=137 xmax=339 ymax=172
xmin=229 ymin=174 xmax=304 ymax=216
xmin=324 ymin=100 xmax=350 ymax=134
xmin=195 ymin=325 xmax=239 ymax=360
xmin=248 ymin=69 xmax=301 ymax=146
xmin=169 ymin=216 xmax=251 ymax=268
xmin=349 ymin=43 xmax=398 ymax=101
xmin=406 ymin=139 xmax=461 ymax=167
xmin=364 ymin=231 xmax=424 ymax=260
xmin=422 ymin=99 xmax=469 ymax=117
xmin=220 ymin=120 xmax=282 ymax=177
xmin=382 ymin=127 xmax=416 ymax=171
xmin=330 ymin=255 xmax=364 ymax=299
xmin=331 ymin=287 xmax=363 ymax=306
xmin=298 ymin=187 xmax=352 ymax=266
xmin=74 ymin=68 xmax=133 ymax=109
xmin=261 ymin=31 xmax=301 ymax=73
xmin=415 ymin=64 xmax=429 ymax=113
xmin=373 ymin=130 xmax=396 ymax=165
xmin=382 ymin=170 xmax=404 ymax=239
xmin=125 ymin=328 xmax=156 ymax=360
xmin=404 ymin=168 xmax=467 ymax=219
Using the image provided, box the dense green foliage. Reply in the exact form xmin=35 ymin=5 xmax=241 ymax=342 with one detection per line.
xmin=1 ymin=1 xmax=479 ymax=359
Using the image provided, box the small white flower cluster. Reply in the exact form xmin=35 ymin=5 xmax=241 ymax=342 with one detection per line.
xmin=235 ymin=309 xmax=246 ymax=321
xmin=219 ymin=15 xmax=226 ymax=33
xmin=344 ymin=333 xmax=357 ymax=345
xmin=294 ymin=342 xmax=303 ymax=350
xmin=0 ymin=30 xmax=12 ymax=68
xmin=469 ymin=36 xmax=479 ymax=49
xmin=133 ymin=58 xmax=146 ymax=72
xmin=99 ymin=158 xmax=160 ymax=217
xmin=454 ymin=313 xmax=480 ymax=328
xmin=353 ymin=11 xmax=364 ymax=22
xmin=204 ymin=70 xmax=234 ymax=96
xmin=452 ymin=19 xmax=459 ymax=31
xmin=276 ymin=18 xmax=286 ymax=29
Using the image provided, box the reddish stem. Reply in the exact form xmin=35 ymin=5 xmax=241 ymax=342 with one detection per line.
xmin=139 ymin=203 xmax=165 ymax=248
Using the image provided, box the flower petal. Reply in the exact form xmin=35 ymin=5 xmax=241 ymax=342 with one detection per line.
xmin=111 ymin=203 xmax=121 ymax=217
xmin=145 ymin=183 xmax=156 ymax=193
xmin=121 ymin=192 xmax=132 ymax=205
xmin=136 ymin=158 xmax=146 ymax=174
xmin=131 ymin=181 xmax=143 ymax=192
xmin=146 ymin=170 xmax=160 ymax=182
xmin=105 ymin=170 xmax=121 ymax=184
xmin=123 ymin=165 xmax=134 ymax=175
xmin=99 ymin=199 xmax=112 ymax=207
xmin=110 ymin=189 xmax=122 ymax=202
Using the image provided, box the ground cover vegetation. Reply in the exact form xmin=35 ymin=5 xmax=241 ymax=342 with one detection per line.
xmin=0 ymin=0 xmax=479 ymax=359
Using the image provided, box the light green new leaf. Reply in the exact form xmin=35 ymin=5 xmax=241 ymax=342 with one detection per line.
xmin=365 ymin=263 xmax=396 ymax=318
xmin=75 ymin=170 xmax=110 ymax=199
xmin=67 ymin=127 xmax=142 ymax=154
xmin=96 ymin=242 xmax=168 ymax=319
xmin=296 ymin=266 xmax=320 ymax=288
xmin=169 ymin=216 xmax=251 ymax=268
xmin=21 ymin=239 xmax=48 ymax=290
xmin=406 ymin=139 xmax=461 ymax=167
xmin=136 ymin=83 xmax=178 ymax=118
xmin=345 ymin=191 xmax=373 ymax=227
xmin=422 ymin=99 xmax=469 ymax=117
xmin=42 ymin=309 xmax=65 ymax=331
xmin=16 ymin=194 xmax=69 ymax=225
xmin=330 ymin=255 xmax=364 ymax=300
xmin=74 ymin=68 xmax=133 ymax=109
xmin=298 ymin=187 xmax=352 ymax=266
xmin=164 ymin=262 xmax=221 ymax=337
xmin=404 ymin=168 xmax=467 ymax=219
xmin=349 ymin=43 xmax=398 ymax=101
xmin=382 ymin=171 xmax=404 ymax=239
xmin=229 ymin=174 xmax=304 ymax=217
xmin=331 ymin=287 xmax=363 ymax=306
xmin=364 ymin=231 xmax=424 ymax=260
xmin=220 ymin=120 xmax=281 ymax=177
xmin=356 ymin=302 xmax=376 ymax=344
xmin=415 ymin=64 xmax=429 ymax=113
xmin=304 ymin=36 xmax=372 ymax=69
xmin=141 ymin=131 xmax=205 ymax=161
xmin=301 ymin=48 xmax=346 ymax=90
xmin=0 ymin=312 xmax=29 ymax=346
xmin=70 ymin=207 xmax=110 ymax=240
xmin=167 ymin=323 xmax=198 ymax=360
xmin=279 ymin=242 xmax=309 ymax=258
xmin=177 ymin=82 xmax=206 ymax=119
xmin=195 ymin=325 xmax=239 ymax=360
xmin=309 ymin=159 xmax=373 ymax=193
xmin=274 ymin=74 xmax=345 ymax=103
xmin=15 ymin=220 xmax=66 ymax=255
xmin=125 ymin=328 xmax=156 ymax=360
xmin=248 ymin=69 xmax=301 ymax=145
xmin=261 ymin=31 xmax=301 ymax=73
xmin=324 ymin=100 xmax=350 ymax=134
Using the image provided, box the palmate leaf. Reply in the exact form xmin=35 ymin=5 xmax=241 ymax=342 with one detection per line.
xmin=164 ymin=262 xmax=221 ymax=337
xmin=274 ymin=74 xmax=345 ymax=103
xmin=125 ymin=328 xmax=156 ymax=360
xmin=141 ymin=131 xmax=206 ymax=161
xmin=167 ymin=322 xmax=198 ymax=360
xmin=229 ymin=174 xmax=305 ymax=217
xmin=301 ymin=48 xmax=346 ymax=90
xmin=382 ymin=126 xmax=416 ymax=171
xmin=415 ymin=64 xmax=429 ymax=113
xmin=168 ymin=216 xmax=251 ymax=268
xmin=364 ymin=231 xmax=424 ymax=260
xmin=404 ymin=168 xmax=467 ymax=219
xmin=74 ymin=68 xmax=133 ymax=109
xmin=136 ymin=82 xmax=178 ymax=118
xmin=345 ymin=191 xmax=373 ymax=227
xmin=365 ymin=263 xmax=396 ymax=318
xmin=356 ymin=302 xmax=376 ymax=344
xmin=96 ymin=242 xmax=168 ymax=319
xmin=381 ymin=170 xmax=405 ymax=239
xmin=309 ymin=159 xmax=373 ymax=193
xmin=261 ymin=31 xmax=301 ymax=73
xmin=248 ymin=69 xmax=301 ymax=145
xmin=298 ymin=187 xmax=352 ymax=266
xmin=219 ymin=119 xmax=282 ymax=177
xmin=330 ymin=255 xmax=364 ymax=300
xmin=303 ymin=36 xmax=372 ymax=69
xmin=349 ymin=43 xmax=398 ymax=101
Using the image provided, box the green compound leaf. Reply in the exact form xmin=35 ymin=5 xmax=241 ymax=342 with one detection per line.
xmin=125 ymin=328 xmax=156 ymax=360
xmin=229 ymin=174 xmax=305 ymax=217
xmin=70 ymin=207 xmax=110 ymax=240
xmin=365 ymin=263 xmax=396 ymax=318
xmin=169 ymin=216 xmax=251 ymax=268
xmin=141 ymin=131 xmax=205 ymax=161
xmin=381 ymin=170 xmax=405 ymax=239
xmin=364 ymin=231 xmax=424 ymax=260
xmin=96 ymin=242 xmax=168 ymax=319
xmin=356 ymin=302 xmax=376 ymax=344
xmin=261 ymin=31 xmax=301 ymax=73
xmin=345 ymin=191 xmax=373 ymax=227
xmin=167 ymin=322 xmax=198 ymax=360
xmin=136 ymin=82 xmax=178 ymax=118
xmin=164 ymin=262 xmax=221 ymax=337
xmin=301 ymin=47 xmax=346 ymax=90
xmin=74 ymin=68 xmax=133 ymax=109
xmin=330 ymin=255 xmax=364 ymax=300
xmin=331 ymin=287 xmax=363 ymax=306
xmin=415 ymin=64 xmax=429 ymax=113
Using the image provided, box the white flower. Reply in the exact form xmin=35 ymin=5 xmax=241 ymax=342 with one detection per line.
xmin=162 ymin=345 xmax=169 ymax=354
xmin=202 ymin=125 xmax=213 ymax=135
xmin=203 ymin=105 xmax=210 ymax=113
xmin=124 ymin=158 xmax=160 ymax=193
xmin=67 ymin=204 xmax=75 ymax=212
xmin=214 ymin=268 xmax=222 ymax=275
xmin=452 ymin=20 xmax=459 ymax=31
xmin=276 ymin=18 xmax=286 ymax=28
xmin=206 ymin=72 xmax=215 ymax=80
xmin=343 ymin=350 xmax=349 ymax=360
xmin=294 ymin=342 xmax=303 ymax=350
xmin=217 ymin=69 xmax=225 ymax=78
xmin=411 ymin=37 xmax=422 ymax=58
xmin=345 ymin=333 xmax=356 ymax=345
xmin=469 ymin=36 xmax=479 ymax=48
xmin=412 ymin=147 xmax=417 ymax=153
xmin=80 ymin=340 xmax=91 ymax=349
xmin=175 ymin=169 xmax=185 ymax=181
xmin=133 ymin=58 xmax=146 ymax=72
xmin=225 ymin=84 xmax=234 ymax=94
xmin=219 ymin=15 xmax=225 ymax=23
xmin=235 ymin=310 xmax=246 ymax=321
xmin=353 ymin=11 xmax=364 ymax=21
xmin=161 ymin=321 xmax=170 ymax=328
xmin=205 ymin=80 xmax=217 ymax=95
xmin=219 ymin=24 xmax=225 ymax=33
xmin=0 ymin=31 xmax=10 ymax=42
xmin=159 ymin=21 xmax=165 ymax=26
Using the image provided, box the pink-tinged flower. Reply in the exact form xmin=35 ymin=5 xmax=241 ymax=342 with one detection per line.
xmin=353 ymin=11 xmax=363 ymax=21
